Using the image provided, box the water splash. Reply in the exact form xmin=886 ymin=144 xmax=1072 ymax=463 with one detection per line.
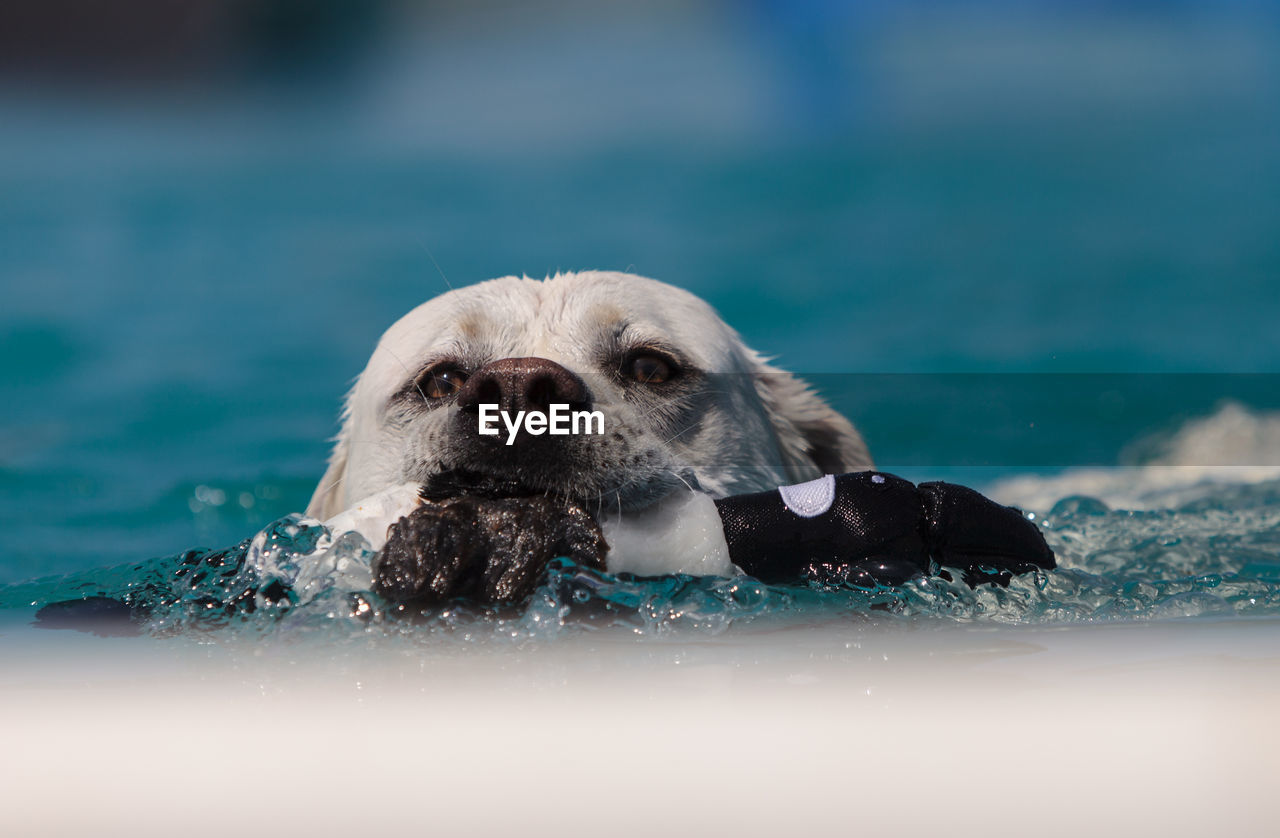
xmin=4 ymin=476 xmax=1279 ymax=642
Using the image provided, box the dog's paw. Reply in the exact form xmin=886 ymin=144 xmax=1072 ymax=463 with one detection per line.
xmin=372 ymin=495 xmax=607 ymax=606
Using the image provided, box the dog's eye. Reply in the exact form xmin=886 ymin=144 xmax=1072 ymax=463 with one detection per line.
xmin=417 ymin=367 xmax=468 ymax=399
xmin=626 ymin=354 xmax=674 ymax=384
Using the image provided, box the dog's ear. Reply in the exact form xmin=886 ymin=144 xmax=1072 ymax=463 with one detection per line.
xmin=306 ymin=413 xmax=352 ymax=521
xmin=753 ymin=360 xmax=873 ymax=481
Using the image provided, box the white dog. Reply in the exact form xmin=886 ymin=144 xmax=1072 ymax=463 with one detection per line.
xmin=308 ymin=271 xmax=870 ymax=528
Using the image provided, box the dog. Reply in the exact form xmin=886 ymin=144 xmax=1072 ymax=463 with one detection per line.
xmin=307 ymin=271 xmax=871 ymax=525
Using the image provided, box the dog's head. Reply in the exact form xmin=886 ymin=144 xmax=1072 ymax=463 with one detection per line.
xmin=307 ymin=271 xmax=871 ymax=520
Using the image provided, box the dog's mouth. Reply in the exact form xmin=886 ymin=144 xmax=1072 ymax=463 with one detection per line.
xmin=418 ymin=468 xmax=558 ymax=503
xmin=418 ymin=466 xmax=700 ymax=521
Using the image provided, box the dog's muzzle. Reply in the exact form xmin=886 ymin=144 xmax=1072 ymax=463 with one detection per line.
xmin=454 ymin=357 xmax=590 ymax=416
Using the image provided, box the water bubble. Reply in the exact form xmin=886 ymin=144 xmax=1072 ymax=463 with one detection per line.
xmin=193 ymin=485 xmax=227 ymax=507
xmin=1048 ymin=495 xmax=1111 ymax=519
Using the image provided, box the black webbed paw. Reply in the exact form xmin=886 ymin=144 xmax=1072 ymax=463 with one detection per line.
xmin=373 ymin=495 xmax=607 ymax=606
xmin=374 ymin=501 xmax=488 ymax=603
xmin=475 ymin=499 xmax=606 ymax=603
xmin=918 ymin=481 xmax=1056 ymax=577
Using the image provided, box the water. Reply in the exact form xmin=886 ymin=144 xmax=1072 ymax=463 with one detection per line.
xmin=6 ymin=452 xmax=1280 ymax=643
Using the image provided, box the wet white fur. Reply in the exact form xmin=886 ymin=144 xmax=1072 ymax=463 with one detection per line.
xmin=307 ymin=272 xmax=871 ymax=542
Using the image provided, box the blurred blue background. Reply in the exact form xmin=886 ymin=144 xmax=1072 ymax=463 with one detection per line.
xmin=2 ymin=0 xmax=1278 ymax=581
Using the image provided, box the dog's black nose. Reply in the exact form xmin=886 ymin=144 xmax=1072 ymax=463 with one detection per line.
xmin=456 ymin=357 xmax=589 ymax=414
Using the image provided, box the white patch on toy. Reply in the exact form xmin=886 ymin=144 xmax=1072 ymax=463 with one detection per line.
xmin=600 ymin=490 xmax=734 ymax=577
xmin=777 ymin=474 xmax=836 ymax=518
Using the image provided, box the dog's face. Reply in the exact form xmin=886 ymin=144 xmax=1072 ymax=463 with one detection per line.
xmin=307 ymin=272 xmax=870 ymax=520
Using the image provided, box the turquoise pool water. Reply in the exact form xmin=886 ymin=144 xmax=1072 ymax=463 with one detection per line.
xmin=2 ymin=5 xmax=1279 ymax=637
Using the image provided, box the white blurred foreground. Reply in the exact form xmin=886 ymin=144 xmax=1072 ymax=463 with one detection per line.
xmin=2 ymin=617 xmax=1277 ymax=837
